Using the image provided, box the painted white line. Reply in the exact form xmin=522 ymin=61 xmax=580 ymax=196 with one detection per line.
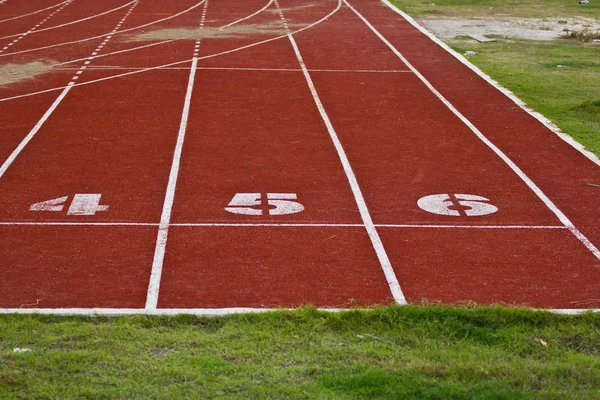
xmin=220 ymin=0 xmax=274 ymax=28
xmin=0 ymin=0 xmax=207 ymax=58
xmin=0 ymin=67 xmax=411 ymax=104
xmin=0 ymin=222 xmax=157 ymax=226
xmin=346 ymin=0 xmax=600 ymax=262
xmin=57 ymin=66 xmax=411 ymax=73
xmin=0 ymin=0 xmax=73 ymax=55
xmin=0 ymin=0 xmax=136 ymax=40
xmin=0 ymin=307 xmax=597 ymax=316
xmin=171 ymin=223 xmax=364 ymax=227
xmin=0 ymin=0 xmax=342 ymax=103
xmin=146 ymin=57 xmax=198 ymax=310
xmin=273 ymin=0 xmax=406 ymax=304
xmin=381 ymin=0 xmax=600 ymax=168
xmin=0 ymin=221 xmax=567 ymax=229
xmin=0 ymin=0 xmax=69 ymax=24
xmin=377 ymin=224 xmax=566 ymax=229
xmin=146 ymin=0 xmax=209 ymax=310
xmin=0 ymin=307 xmax=348 ymax=316
xmin=0 ymin=1 xmax=139 ymax=180
xmin=0 ymin=83 xmax=74 ymax=180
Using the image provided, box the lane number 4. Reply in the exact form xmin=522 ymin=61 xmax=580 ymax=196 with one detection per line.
xmin=225 ymin=193 xmax=304 ymax=216
xmin=30 ymin=194 xmax=109 ymax=216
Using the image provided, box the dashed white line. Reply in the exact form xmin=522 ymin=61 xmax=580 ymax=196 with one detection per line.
xmin=0 ymin=0 xmax=136 ymax=41
xmin=273 ymin=0 xmax=406 ymax=305
xmin=0 ymin=0 xmax=69 ymax=24
xmin=145 ymin=0 xmax=209 ymax=311
xmin=0 ymin=0 xmax=73 ymax=55
xmin=0 ymin=0 xmax=207 ymax=59
xmin=345 ymin=0 xmax=600 ymax=262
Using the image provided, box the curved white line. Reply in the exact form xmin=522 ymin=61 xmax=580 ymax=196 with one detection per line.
xmin=0 ymin=0 xmax=136 ymax=40
xmin=0 ymin=0 xmax=69 ymax=24
xmin=44 ymin=0 xmax=274 ymax=69
xmin=0 ymin=0 xmax=207 ymax=58
xmin=220 ymin=0 xmax=274 ymax=29
xmin=0 ymin=0 xmax=342 ymax=102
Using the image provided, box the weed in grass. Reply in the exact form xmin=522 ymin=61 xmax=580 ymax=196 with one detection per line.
xmin=561 ymin=28 xmax=600 ymax=41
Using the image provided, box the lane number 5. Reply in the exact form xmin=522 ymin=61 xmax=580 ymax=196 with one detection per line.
xmin=225 ymin=193 xmax=304 ymax=216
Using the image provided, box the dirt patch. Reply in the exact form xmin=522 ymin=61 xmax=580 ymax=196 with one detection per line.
xmin=0 ymin=61 xmax=56 ymax=86
xmin=264 ymin=3 xmax=317 ymax=14
xmin=418 ymin=16 xmax=600 ymax=41
xmin=126 ymin=21 xmax=299 ymax=42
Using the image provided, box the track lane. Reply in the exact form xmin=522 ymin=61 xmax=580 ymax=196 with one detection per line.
xmin=349 ymin=0 xmax=600 ymax=256
xmin=155 ymin=0 xmax=395 ymax=308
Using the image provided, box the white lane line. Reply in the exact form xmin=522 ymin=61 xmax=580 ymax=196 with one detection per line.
xmin=345 ymin=0 xmax=600 ymax=262
xmin=0 ymin=0 xmax=342 ymax=103
xmin=377 ymin=224 xmax=567 ymax=229
xmin=57 ymin=66 xmax=412 ymax=73
xmin=172 ymin=223 xmax=364 ymax=227
xmin=381 ymin=0 xmax=600 ymax=168
xmin=0 ymin=1 xmax=139 ymax=180
xmin=145 ymin=0 xmax=209 ymax=311
xmin=0 ymin=0 xmax=207 ymax=58
xmin=0 ymin=0 xmax=73 ymax=55
xmin=0 ymin=84 xmax=74 ymax=180
xmin=273 ymin=0 xmax=406 ymax=304
xmin=0 ymin=0 xmax=69 ymax=24
xmin=0 ymin=307 xmax=597 ymax=316
xmin=220 ymin=0 xmax=273 ymax=29
xmin=0 ymin=0 xmax=136 ymax=40
xmin=0 ymin=222 xmax=158 ymax=226
xmin=0 ymin=221 xmax=566 ymax=229
xmin=145 ymin=59 xmax=198 ymax=310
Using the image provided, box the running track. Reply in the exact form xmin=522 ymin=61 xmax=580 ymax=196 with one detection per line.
xmin=0 ymin=0 xmax=599 ymax=315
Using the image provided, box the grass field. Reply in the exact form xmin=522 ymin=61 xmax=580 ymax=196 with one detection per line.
xmin=2 ymin=306 xmax=600 ymax=399
xmin=390 ymin=0 xmax=600 ymax=157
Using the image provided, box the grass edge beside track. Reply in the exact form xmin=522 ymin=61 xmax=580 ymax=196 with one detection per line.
xmin=388 ymin=0 xmax=600 ymax=158
xmin=1 ymin=305 xmax=600 ymax=398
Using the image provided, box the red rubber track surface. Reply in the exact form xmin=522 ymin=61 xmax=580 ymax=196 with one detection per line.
xmin=0 ymin=0 xmax=598 ymax=312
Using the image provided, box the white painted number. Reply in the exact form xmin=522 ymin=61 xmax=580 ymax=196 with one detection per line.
xmin=225 ymin=193 xmax=304 ymax=216
xmin=417 ymin=193 xmax=498 ymax=217
xmin=29 ymin=194 xmax=109 ymax=216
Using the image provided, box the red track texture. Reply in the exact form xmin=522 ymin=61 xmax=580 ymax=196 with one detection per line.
xmin=0 ymin=0 xmax=598 ymax=313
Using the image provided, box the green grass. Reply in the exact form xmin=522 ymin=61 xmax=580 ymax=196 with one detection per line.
xmin=389 ymin=0 xmax=600 ymax=157
xmin=1 ymin=306 xmax=600 ymax=399
xmin=389 ymin=0 xmax=600 ymax=18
